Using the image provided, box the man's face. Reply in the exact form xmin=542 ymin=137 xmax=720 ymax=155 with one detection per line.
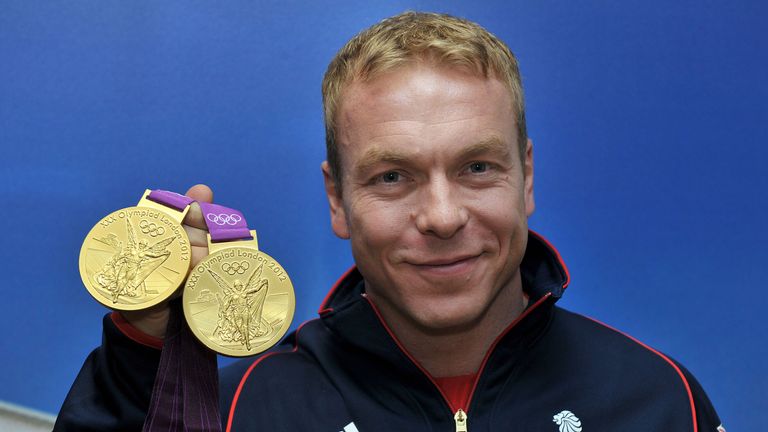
xmin=323 ymin=62 xmax=534 ymax=333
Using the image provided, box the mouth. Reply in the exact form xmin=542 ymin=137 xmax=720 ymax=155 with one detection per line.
xmin=406 ymin=254 xmax=482 ymax=277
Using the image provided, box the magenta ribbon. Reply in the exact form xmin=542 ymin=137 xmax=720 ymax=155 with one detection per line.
xmin=143 ymin=302 xmax=221 ymax=432
xmin=149 ymin=190 xmax=252 ymax=242
xmin=142 ymin=189 xmax=225 ymax=432
xmin=147 ymin=189 xmax=195 ymax=212
xmin=199 ymin=201 xmax=252 ymax=242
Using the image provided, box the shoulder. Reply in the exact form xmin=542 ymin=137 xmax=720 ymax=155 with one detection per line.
xmin=218 ymin=318 xmax=351 ymax=431
xmin=219 ymin=318 xmax=330 ymax=400
xmin=537 ymin=307 xmax=721 ymax=430
xmin=549 ymin=307 xmax=685 ymax=371
xmin=546 ymin=307 xmax=695 ymax=390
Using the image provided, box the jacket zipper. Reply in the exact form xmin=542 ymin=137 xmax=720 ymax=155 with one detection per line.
xmin=364 ymin=293 xmax=553 ymax=432
xmin=454 ymin=409 xmax=468 ymax=431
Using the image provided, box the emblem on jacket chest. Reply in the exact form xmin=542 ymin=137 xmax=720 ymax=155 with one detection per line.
xmin=552 ymin=410 xmax=582 ymax=432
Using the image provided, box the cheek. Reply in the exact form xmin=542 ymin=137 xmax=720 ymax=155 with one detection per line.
xmin=468 ymin=192 xmax=527 ymax=245
xmin=349 ymin=200 xmax=411 ymax=247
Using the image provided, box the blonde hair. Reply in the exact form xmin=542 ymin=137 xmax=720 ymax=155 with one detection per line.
xmin=322 ymin=11 xmax=527 ymax=188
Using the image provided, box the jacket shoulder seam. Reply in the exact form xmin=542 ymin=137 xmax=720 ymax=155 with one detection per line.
xmin=225 ymin=318 xmax=320 ymax=432
xmin=582 ymin=315 xmax=698 ymax=432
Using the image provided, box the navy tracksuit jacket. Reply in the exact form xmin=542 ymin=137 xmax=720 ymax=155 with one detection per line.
xmin=55 ymin=232 xmax=722 ymax=431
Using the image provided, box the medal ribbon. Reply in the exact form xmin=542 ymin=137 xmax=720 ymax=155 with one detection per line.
xmin=198 ymin=201 xmax=252 ymax=242
xmin=147 ymin=189 xmax=195 ymax=211
xmin=143 ymin=301 xmax=221 ymax=432
xmin=142 ymin=190 xmax=226 ymax=432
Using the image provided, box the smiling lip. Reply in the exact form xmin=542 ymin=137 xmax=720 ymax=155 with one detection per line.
xmin=407 ymin=254 xmax=481 ymax=277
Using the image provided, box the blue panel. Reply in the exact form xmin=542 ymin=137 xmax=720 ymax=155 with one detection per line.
xmin=1 ymin=1 xmax=764 ymax=430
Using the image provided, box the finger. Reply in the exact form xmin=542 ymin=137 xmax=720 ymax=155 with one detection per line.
xmin=191 ymin=244 xmax=209 ymax=268
xmin=182 ymin=184 xmax=213 ymax=230
xmin=183 ymin=224 xmax=209 ymax=247
xmin=186 ymin=184 xmax=213 ymax=203
xmin=183 ymin=202 xmax=206 ymax=230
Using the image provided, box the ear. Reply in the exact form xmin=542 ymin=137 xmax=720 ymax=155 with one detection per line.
xmin=524 ymin=138 xmax=535 ymax=217
xmin=322 ymin=161 xmax=350 ymax=239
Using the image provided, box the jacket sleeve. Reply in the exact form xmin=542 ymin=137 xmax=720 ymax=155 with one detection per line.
xmin=676 ymin=361 xmax=723 ymax=432
xmin=53 ymin=313 xmax=162 ymax=432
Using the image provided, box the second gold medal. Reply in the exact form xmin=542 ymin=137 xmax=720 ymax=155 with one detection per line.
xmin=183 ymin=203 xmax=295 ymax=357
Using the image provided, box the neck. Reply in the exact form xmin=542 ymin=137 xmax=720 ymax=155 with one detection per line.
xmin=369 ymin=272 xmax=528 ymax=378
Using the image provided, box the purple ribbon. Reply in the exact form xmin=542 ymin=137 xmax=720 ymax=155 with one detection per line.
xmin=142 ymin=190 xmax=223 ymax=432
xmin=147 ymin=189 xmax=195 ymax=211
xmin=199 ymin=201 xmax=252 ymax=242
xmin=143 ymin=302 xmax=221 ymax=432
xmin=148 ymin=190 xmax=251 ymax=242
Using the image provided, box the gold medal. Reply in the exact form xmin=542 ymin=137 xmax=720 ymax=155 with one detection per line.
xmin=183 ymin=231 xmax=295 ymax=357
xmin=79 ymin=190 xmax=192 ymax=310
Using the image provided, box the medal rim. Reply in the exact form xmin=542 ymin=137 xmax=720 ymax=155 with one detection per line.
xmin=79 ymin=205 xmax=192 ymax=311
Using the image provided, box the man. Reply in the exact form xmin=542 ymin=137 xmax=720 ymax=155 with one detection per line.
xmin=56 ymin=11 xmax=722 ymax=431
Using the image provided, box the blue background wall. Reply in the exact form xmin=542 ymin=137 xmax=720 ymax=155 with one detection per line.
xmin=1 ymin=1 xmax=765 ymax=429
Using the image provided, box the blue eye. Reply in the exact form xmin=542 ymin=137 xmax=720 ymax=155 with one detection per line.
xmin=381 ymin=172 xmax=400 ymax=183
xmin=468 ymin=162 xmax=488 ymax=173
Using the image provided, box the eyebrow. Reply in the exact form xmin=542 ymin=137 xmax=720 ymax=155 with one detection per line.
xmin=353 ymin=147 xmax=413 ymax=178
xmin=352 ymin=135 xmax=514 ymax=177
xmin=456 ymin=136 xmax=514 ymax=162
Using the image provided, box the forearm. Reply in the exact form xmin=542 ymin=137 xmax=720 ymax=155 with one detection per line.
xmin=54 ymin=313 xmax=162 ymax=431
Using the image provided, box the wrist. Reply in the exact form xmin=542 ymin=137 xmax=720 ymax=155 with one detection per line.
xmin=109 ymin=312 xmax=163 ymax=349
xmin=112 ymin=310 xmax=167 ymax=348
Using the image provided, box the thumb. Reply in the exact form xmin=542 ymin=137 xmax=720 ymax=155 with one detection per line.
xmin=185 ymin=184 xmax=213 ymax=204
xmin=183 ymin=184 xmax=213 ymax=229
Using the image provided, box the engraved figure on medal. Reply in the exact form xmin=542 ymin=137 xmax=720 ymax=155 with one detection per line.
xmin=92 ymin=218 xmax=175 ymax=303
xmin=206 ymin=261 xmax=272 ymax=351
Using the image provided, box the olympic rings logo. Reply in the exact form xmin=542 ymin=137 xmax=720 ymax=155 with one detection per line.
xmin=207 ymin=213 xmax=242 ymax=226
xmin=139 ymin=219 xmax=165 ymax=237
xmin=222 ymin=261 xmax=249 ymax=275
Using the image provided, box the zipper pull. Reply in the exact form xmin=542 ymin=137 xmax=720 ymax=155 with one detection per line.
xmin=454 ymin=409 xmax=468 ymax=432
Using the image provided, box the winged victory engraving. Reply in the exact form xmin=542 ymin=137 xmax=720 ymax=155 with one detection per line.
xmin=207 ymin=261 xmax=271 ymax=350
xmin=93 ymin=218 xmax=175 ymax=303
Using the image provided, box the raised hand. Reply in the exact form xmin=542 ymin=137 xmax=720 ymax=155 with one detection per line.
xmin=120 ymin=184 xmax=214 ymax=339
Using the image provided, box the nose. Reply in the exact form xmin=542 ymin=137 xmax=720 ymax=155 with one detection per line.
xmin=414 ymin=177 xmax=469 ymax=239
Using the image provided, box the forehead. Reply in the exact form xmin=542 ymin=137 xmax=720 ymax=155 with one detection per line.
xmin=335 ymin=62 xmax=516 ymax=167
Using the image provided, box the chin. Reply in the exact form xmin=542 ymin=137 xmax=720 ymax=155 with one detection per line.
xmin=406 ymin=296 xmax=490 ymax=335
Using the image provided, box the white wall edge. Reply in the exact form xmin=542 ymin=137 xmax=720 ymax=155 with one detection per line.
xmin=0 ymin=400 xmax=56 ymax=431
